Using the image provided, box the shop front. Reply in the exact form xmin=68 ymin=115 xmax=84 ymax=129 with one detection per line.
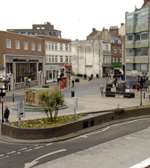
xmin=5 ymin=55 xmax=43 ymax=89
xmin=45 ymin=64 xmax=64 ymax=83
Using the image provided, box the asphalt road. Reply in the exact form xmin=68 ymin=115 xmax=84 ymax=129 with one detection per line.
xmin=1 ymin=117 xmax=150 ymax=168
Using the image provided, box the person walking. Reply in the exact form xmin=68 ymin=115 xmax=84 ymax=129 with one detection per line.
xmin=4 ymin=106 xmax=10 ymax=123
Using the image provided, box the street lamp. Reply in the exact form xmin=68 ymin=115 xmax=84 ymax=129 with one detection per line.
xmin=0 ymin=86 xmax=6 ymax=123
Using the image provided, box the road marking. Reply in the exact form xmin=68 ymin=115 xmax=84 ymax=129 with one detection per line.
xmin=79 ymin=135 xmax=88 ymax=138
xmin=7 ymin=151 xmax=16 ymax=155
xmin=0 ymin=155 xmax=9 ymax=160
xmin=24 ymin=149 xmax=67 ymax=168
xmin=0 ymin=154 xmax=4 ymax=157
xmin=130 ymin=158 xmax=150 ymax=168
xmin=34 ymin=146 xmax=44 ymax=150
xmin=17 ymin=152 xmax=21 ymax=155
xmin=45 ymin=143 xmax=53 ymax=146
xmin=24 ymin=149 xmax=33 ymax=152
xmin=18 ymin=147 xmax=28 ymax=151
xmin=86 ymin=126 xmax=110 ymax=136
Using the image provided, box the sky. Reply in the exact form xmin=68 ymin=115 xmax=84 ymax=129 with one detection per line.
xmin=0 ymin=0 xmax=143 ymax=40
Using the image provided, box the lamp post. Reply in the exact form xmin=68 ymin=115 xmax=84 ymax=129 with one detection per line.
xmin=0 ymin=86 xmax=6 ymax=123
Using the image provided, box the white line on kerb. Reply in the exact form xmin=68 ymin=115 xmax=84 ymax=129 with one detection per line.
xmin=24 ymin=149 xmax=67 ymax=168
xmin=130 ymin=157 xmax=150 ymax=168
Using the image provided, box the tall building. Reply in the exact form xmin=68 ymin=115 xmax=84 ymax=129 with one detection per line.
xmin=7 ymin=22 xmax=61 ymax=38
xmin=125 ymin=0 xmax=150 ymax=79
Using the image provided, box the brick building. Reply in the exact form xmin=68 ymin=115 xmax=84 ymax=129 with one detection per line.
xmin=0 ymin=31 xmax=44 ymax=89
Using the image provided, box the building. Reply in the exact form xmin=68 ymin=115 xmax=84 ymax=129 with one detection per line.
xmin=7 ymin=22 xmax=61 ymax=38
xmin=0 ymin=31 xmax=44 ymax=90
xmin=40 ymin=35 xmax=72 ymax=84
xmin=71 ymin=39 xmax=111 ymax=78
xmin=109 ymin=26 xmax=122 ymax=73
xmin=125 ymin=0 xmax=150 ymax=80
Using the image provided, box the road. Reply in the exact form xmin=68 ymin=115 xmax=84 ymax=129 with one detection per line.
xmin=1 ymin=117 xmax=150 ymax=168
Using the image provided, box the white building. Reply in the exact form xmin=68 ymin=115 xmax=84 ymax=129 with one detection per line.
xmin=71 ymin=40 xmax=111 ymax=78
xmin=41 ymin=36 xmax=72 ymax=83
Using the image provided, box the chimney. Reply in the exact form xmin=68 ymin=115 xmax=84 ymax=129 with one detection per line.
xmin=92 ymin=28 xmax=96 ymax=32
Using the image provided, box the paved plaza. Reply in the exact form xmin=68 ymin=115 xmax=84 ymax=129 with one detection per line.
xmin=2 ymin=81 xmax=150 ymax=121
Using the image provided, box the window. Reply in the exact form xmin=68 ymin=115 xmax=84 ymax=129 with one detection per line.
xmin=141 ymin=64 xmax=148 ymax=72
xmin=52 ymin=56 xmax=54 ymax=63
xmin=31 ymin=42 xmax=36 ymax=51
xmin=24 ymin=41 xmax=28 ymax=50
xmin=69 ymin=56 xmax=71 ymax=63
xmin=60 ymin=43 xmax=63 ymax=50
xmin=51 ymin=43 xmax=54 ymax=50
xmin=48 ymin=42 xmax=51 ymax=50
xmin=15 ymin=40 xmax=20 ymax=49
xmin=135 ymin=33 xmax=140 ymax=41
xmin=54 ymin=43 xmax=57 ymax=50
xmin=135 ymin=47 xmax=148 ymax=56
xmin=127 ymin=34 xmax=133 ymax=41
xmin=55 ymin=56 xmax=58 ymax=63
xmin=48 ymin=56 xmax=51 ymax=63
xmin=126 ymin=48 xmax=135 ymax=56
xmin=6 ymin=39 xmax=11 ymax=48
xmin=141 ymin=32 xmax=148 ymax=40
xmin=37 ymin=43 xmax=42 ymax=51
xmin=60 ymin=56 xmax=63 ymax=63
xmin=65 ymin=56 xmax=68 ymax=63
xmin=126 ymin=64 xmax=133 ymax=71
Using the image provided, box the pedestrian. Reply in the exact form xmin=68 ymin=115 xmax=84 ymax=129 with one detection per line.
xmin=4 ymin=106 xmax=10 ymax=123
xmin=100 ymin=85 xmax=104 ymax=96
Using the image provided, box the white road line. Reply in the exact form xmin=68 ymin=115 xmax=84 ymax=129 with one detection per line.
xmin=0 ymin=155 xmax=9 ymax=160
xmin=34 ymin=146 xmax=44 ymax=150
xmin=45 ymin=143 xmax=53 ymax=146
xmin=24 ymin=149 xmax=67 ymax=168
xmin=18 ymin=147 xmax=28 ymax=151
xmin=0 ymin=154 xmax=5 ymax=157
xmin=7 ymin=151 xmax=16 ymax=155
xmin=24 ymin=149 xmax=33 ymax=152
xmin=130 ymin=158 xmax=150 ymax=168
xmin=17 ymin=152 xmax=21 ymax=155
xmin=79 ymin=135 xmax=88 ymax=138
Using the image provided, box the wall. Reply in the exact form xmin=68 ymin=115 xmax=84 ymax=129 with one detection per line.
xmin=2 ymin=107 xmax=150 ymax=140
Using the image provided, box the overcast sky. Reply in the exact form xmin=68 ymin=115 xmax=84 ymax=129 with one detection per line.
xmin=0 ymin=0 xmax=143 ymax=40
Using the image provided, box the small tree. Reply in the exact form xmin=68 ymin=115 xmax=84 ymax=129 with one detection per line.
xmin=39 ymin=88 xmax=64 ymax=121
